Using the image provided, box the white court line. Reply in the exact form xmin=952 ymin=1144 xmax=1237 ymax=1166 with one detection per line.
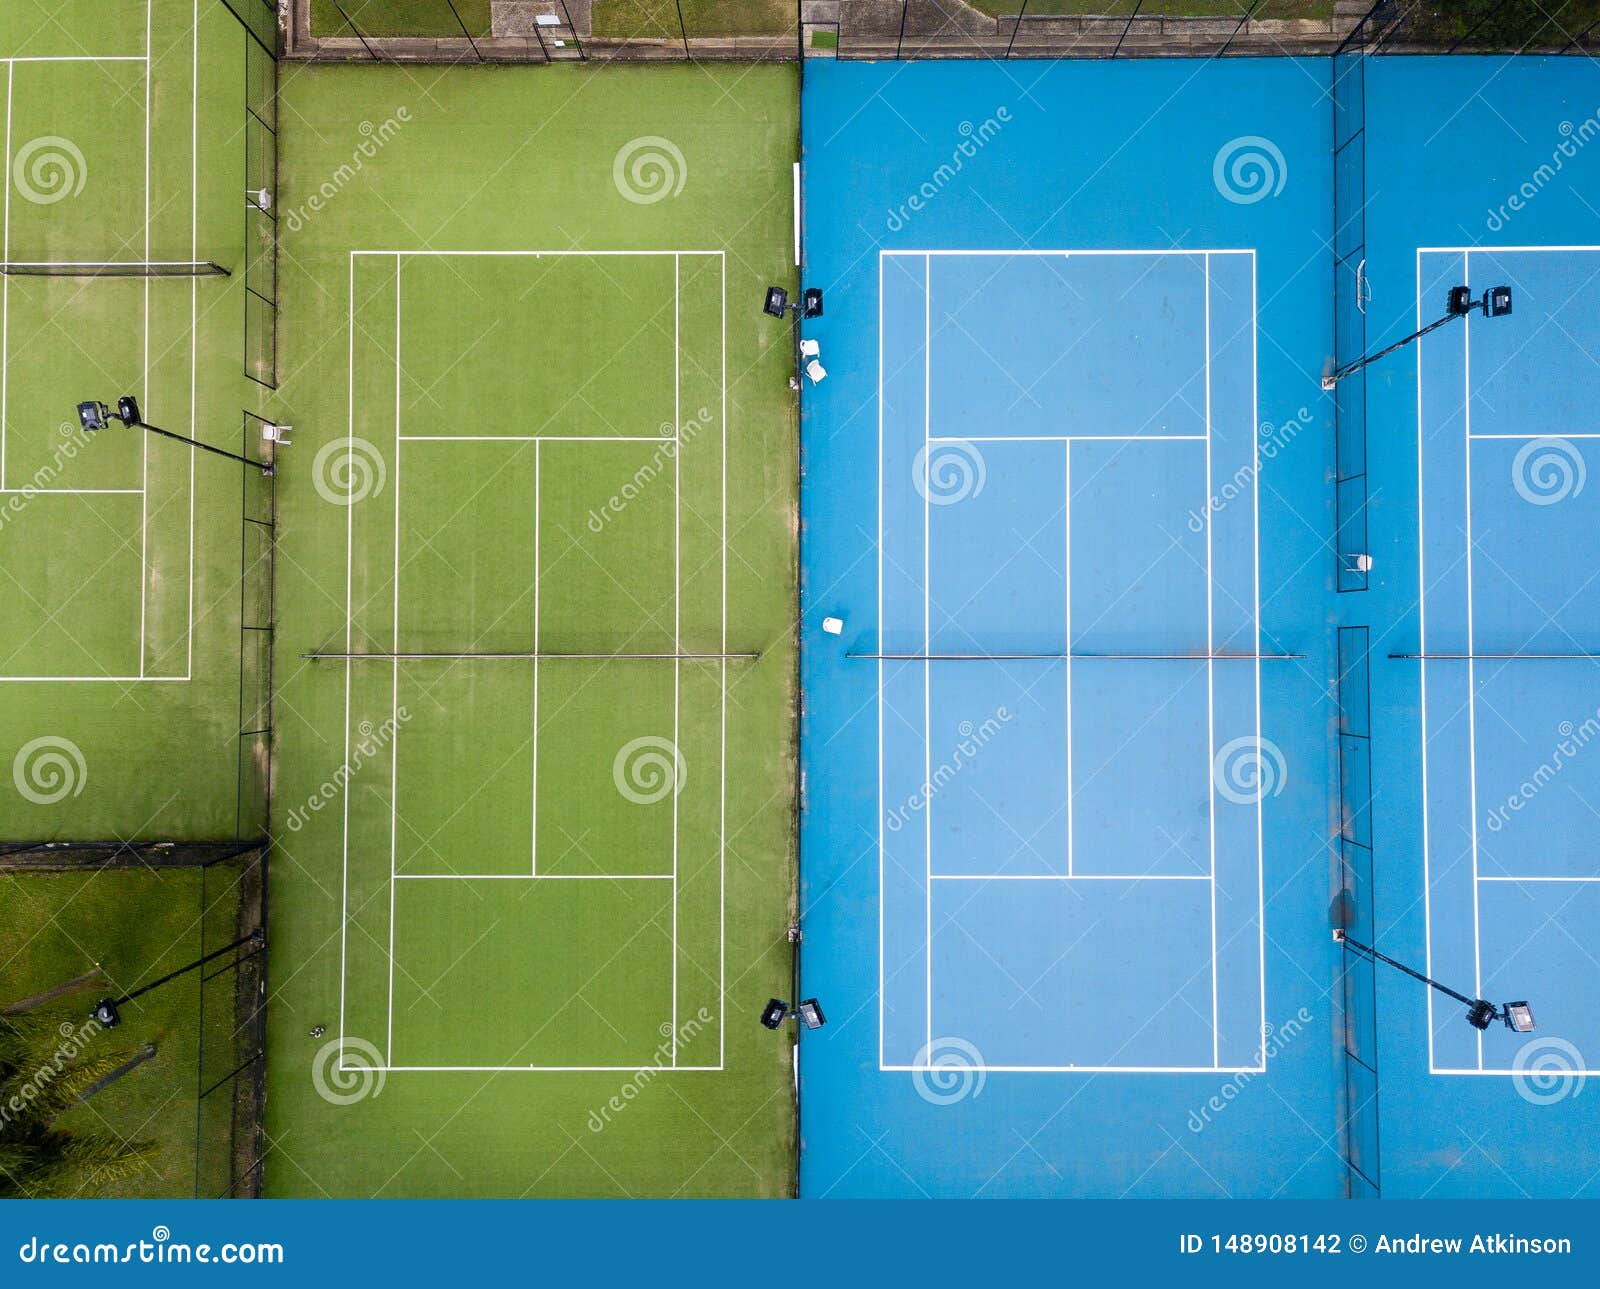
xmin=883 ymin=1064 xmax=1267 ymax=1074
xmin=386 ymin=255 xmax=402 ymax=1067
xmin=1204 ymin=252 xmax=1218 ymax=1071
xmin=353 ymin=249 xmax=722 ymax=258
xmin=930 ymin=873 xmax=1209 ymax=881
xmin=929 ymin=434 xmax=1207 ymax=443
xmin=0 ymin=488 xmax=142 ymax=494
xmin=0 ymin=56 xmax=149 ymax=64
xmin=344 ymin=249 xmax=727 ymax=1072
xmin=671 ymin=251 xmax=680 ymax=1065
xmin=1 ymin=61 xmax=11 ymax=492
xmin=923 ymin=251 xmax=933 ymax=1053
xmin=1478 ymin=874 xmax=1600 ymax=882
xmin=398 ymin=434 xmax=667 ymax=443
xmin=396 ymin=873 xmax=673 ymax=881
xmin=359 ymin=1065 xmax=723 ymax=1073
xmin=531 ymin=438 xmax=540 ymax=876
xmin=877 ymin=251 xmax=886 ymax=1068
xmin=885 ymin=248 xmax=1254 ymax=258
xmin=1463 ymin=248 xmax=1484 ymax=1072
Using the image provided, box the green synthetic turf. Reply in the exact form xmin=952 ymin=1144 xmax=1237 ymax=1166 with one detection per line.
xmin=0 ymin=868 xmax=216 ymax=1198
xmin=270 ymin=62 xmax=798 ymax=1197
xmin=0 ymin=0 xmax=274 ymax=842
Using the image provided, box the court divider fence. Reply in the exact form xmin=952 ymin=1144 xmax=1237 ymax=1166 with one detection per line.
xmin=281 ymin=2 xmax=1600 ymax=63
xmin=1336 ymin=627 xmax=1380 ymax=1197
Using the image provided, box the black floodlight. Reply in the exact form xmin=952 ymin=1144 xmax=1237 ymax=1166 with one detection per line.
xmin=1327 ymin=282 xmax=1517 ymax=390
xmin=760 ymin=998 xmax=789 ymax=1030
xmin=1447 ymin=285 xmax=1476 ymax=316
xmin=797 ymin=998 xmax=827 ymax=1029
xmin=1466 ymin=999 xmax=1498 ymax=1031
xmin=1504 ymin=1000 xmax=1536 ymax=1033
xmin=116 ymin=395 xmax=142 ymax=427
xmin=763 ymin=286 xmax=789 ymax=318
xmin=1485 ymin=285 xmax=1513 ymax=318
xmin=91 ymin=998 xmax=122 ymax=1029
xmin=77 ymin=400 xmax=111 ymax=432
xmin=802 ymin=288 xmax=824 ymax=319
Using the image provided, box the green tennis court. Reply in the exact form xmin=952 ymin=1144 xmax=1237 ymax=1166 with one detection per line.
xmin=264 ymin=63 xmax=798 ymax=1196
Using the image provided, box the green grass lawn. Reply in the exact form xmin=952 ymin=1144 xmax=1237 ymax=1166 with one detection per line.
xmin=312 ymin=0 xmax=492 ymax=38
xmin=0 ymin=868 xmax=220 ymax=1198
xmin=312 ymin=0 xmax=795 ymax=40
xmin=0 ymin=0 xmax=276 ymax=844
xmin=269 ymin=60 xmax=799 ymax=1197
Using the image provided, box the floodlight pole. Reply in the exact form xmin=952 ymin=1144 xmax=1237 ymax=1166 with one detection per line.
xmin=135 ymin=417 xmax=273 ymax=476
xmin=1334 ymin=928 xmax=1526 ymax=1030
xmin=1321 ymin=285 xmax=1509 ymax=389
xmin=92 ymin=929 xmax=264 ymax=1029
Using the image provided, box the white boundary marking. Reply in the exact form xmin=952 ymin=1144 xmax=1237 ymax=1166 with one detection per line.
xmin=881 ymin=248 xmax=1263 ymax=1074
xmin=1417 ymin=244 xmax=1600 ymax=1077
xmin=0 ymin=0 xmax=198 ymax=684
xmin=341 ymin=249 xmax=727 ymax=1073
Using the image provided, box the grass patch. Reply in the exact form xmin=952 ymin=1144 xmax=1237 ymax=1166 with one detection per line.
xmin=0 ymin=870 xmax=218 ymax=1198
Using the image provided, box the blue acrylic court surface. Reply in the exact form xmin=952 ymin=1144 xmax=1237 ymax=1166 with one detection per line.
xmin=796 ymin=55 xmax=1600 ymax=1199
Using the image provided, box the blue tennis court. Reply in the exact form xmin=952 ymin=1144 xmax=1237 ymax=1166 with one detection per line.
xmin=1417 ymin=246 xmax=1600 ymax=1080
xmin=877 ymin=250 xmax=1263 ymax=1073
xmin=799 ymin=53 xmax=1600 ymax=1199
